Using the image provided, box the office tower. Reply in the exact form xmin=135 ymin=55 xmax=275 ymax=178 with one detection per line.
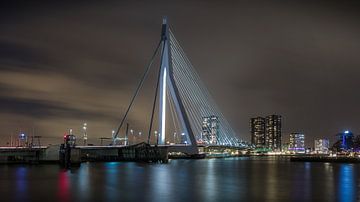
xmin=265 ymin=115 xmax=282 ymax=150
xmin=202 ymin=115 xmax=219 ymax=144
xmin=250 ymin=117 xmax=266 ymax=147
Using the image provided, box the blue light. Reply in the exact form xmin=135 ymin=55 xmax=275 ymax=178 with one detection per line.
xmin=19 ymin=133 xmax=26 ymax=140
xmin=339 ymin=164 xmax=355 ymax=202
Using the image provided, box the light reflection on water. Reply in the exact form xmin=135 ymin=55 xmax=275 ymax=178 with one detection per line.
xmin=58 ymin=170 xmax=70 ymax=202
xmin=1 ymin=158 xmax=360 ymax=201
xmin=338 ymin=164 xmax=355 ymax=202
xmin=15 ymin=166 xmax=27 ymax=201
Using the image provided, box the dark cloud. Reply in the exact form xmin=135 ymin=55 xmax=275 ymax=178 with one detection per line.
xmin=1 ymin=0 xmax=360 ymax=146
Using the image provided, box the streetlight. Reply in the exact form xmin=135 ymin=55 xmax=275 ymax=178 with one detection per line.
xmin=130 ymin=129 xmax=134 ymax=145
xmin=154 ymin=131 xmax=158 ymax=145
xmin=19 ymin=133 xmax=26 ymax=147
xmin=83 ymin=123 xmax=87 ymax=146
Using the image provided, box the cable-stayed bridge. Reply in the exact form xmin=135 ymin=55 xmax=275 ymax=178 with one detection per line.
xmin=0 ymin=18 xmax=249 ymax=165
xmin=113 ymin=18 xmax=248 ymax=155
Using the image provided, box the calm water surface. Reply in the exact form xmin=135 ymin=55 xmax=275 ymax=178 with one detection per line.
xmin=0 ymin=157 xmax=359 ymax=202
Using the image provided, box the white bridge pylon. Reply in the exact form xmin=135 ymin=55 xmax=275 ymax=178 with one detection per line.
xmin=158 ymin=18 xmax=198 ymax=154
xmin=113 ymin=18 xmax=246 ymax=152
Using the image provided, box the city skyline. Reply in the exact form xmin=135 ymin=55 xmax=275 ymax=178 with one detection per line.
xmin=1 ymin=1 xmax=360 ymax=145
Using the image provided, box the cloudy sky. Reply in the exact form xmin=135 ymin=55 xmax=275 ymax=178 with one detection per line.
xmin=1 ymin=0 xmax=360 ymax=146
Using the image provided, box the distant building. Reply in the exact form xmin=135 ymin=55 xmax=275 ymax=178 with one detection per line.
xmin=314 ymin=139 xmax=330 ymax=154
xmin=265 ymin=115 xmax=282 ymax=151
xmin=335 ymin=130 xmax=354 ymax=151
xmin=250 ymin=117 xmax=266 ymax=148
xmin=289 ymin=133 xmax=305 ymax=153
xmin=282 ymin=142 xmax=290 ymax=153
xmin=201 ymin=115 xmax=219 ymax=144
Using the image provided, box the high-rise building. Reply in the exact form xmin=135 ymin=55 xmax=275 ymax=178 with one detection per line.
xmin=336 ymin=130 xmax=354 ymax=151
xmin=314 ymin=139 xmax=330 ymax=154
xmin=201 ymin=115 xmax=219 ymax=144
xmin=289 ymin=132 xmax=305 ymax=153
xmin=265 ymin=115 xmax=282 ymax=150
xmin=250 ymin=117 xmax=266 ymax=148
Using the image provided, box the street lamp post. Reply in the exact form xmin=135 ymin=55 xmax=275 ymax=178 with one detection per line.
xmin=130 ymin=129 xmax=134 ymax=145
xmin=83 ymin=123 xmax=87 ymax=146
xmin=154 ymin=131 xmax=158 ymax=145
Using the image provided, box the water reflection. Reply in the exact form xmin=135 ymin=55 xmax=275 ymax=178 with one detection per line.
xmin=338 ymin=164 xmax=355 ymax=202
xmin=104 ymin=162 xmax=120 ymax=201
xmin=58 ymin=170 xmax=70 ymax=202
xmin=323 ymin=163 xmax=334 ymax=201
xmin=77 ymin=163 xmax=90 ymax=200
xmin=204 ymin=159 xmax=217 ymax=202
xmin=15 ymin=166 xmax=27 ymax=201
xmin=303 ymin=162 xmax=312 ymax=200
xmin=150 ymin=165 xmax=173 ymax=201
xmin=1 ymin=159 xmax=360 ymax=201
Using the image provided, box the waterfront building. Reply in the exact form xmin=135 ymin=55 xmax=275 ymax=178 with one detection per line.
xmin=265 ymin=115 xmax=282 ymax=151
xmin=334 ymin=130 xmax=354 ymax=151
xmin=201 ymin=115 xmax=219 ymax=144
xmin=314 ymin=139 xmax=330 ymax=154
xmin=289 ymin=133 xmax=305 ymax=153
xmin=250 ymin=117 xmax=266 ymax=148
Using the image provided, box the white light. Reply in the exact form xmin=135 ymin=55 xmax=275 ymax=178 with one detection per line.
xmin=181 ymin=133 xmax=185 ymax=136
xmin=345 ymin=130 xmax=349 ymax=134
xmin=160 ymin=68 xmax=167 ymax=144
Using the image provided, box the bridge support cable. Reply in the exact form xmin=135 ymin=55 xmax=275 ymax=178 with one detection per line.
xmin=114 ymin=40 xmax=162 ymax=140
xmin=171 ymin=44 xmax=235 ymax=145
xmin=168 ymin=29 xmax=242 ymax=146
xmin=147 ymin=42 xmax=166 ymax=144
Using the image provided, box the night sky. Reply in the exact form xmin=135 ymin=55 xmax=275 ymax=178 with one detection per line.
xmin=1 ymin=1 xmax=360 ymax=146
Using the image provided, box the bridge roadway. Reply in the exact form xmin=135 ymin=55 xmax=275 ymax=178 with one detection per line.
xmin=76 ymin=144 xmax=245 ymax=153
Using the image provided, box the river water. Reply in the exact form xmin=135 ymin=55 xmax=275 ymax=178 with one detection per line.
xmin=0 ymin=157 xmax=359 ymax=202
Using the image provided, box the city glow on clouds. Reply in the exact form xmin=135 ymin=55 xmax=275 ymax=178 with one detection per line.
xmin=1 ymin=1 xmax=360 ymax=145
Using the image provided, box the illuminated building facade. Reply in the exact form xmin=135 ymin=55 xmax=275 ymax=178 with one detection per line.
xmin=289 ymin=132 xmax=305 ymax=153
xmin=250 ymin=117 xmax=266 ymax=148
xmin=201 ymin=115 xmax=219 ymax=144
xmin=314 ymin=139 xmax=330 ymax=154
xmin=336 ymin=130 xmax=354 ymax=151
xmin=265 ymin=115 xmax=282 ymax=151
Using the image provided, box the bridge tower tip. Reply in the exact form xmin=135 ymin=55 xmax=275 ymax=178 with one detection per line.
xmin=162 ymin=16 xmax=168 ymax=25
